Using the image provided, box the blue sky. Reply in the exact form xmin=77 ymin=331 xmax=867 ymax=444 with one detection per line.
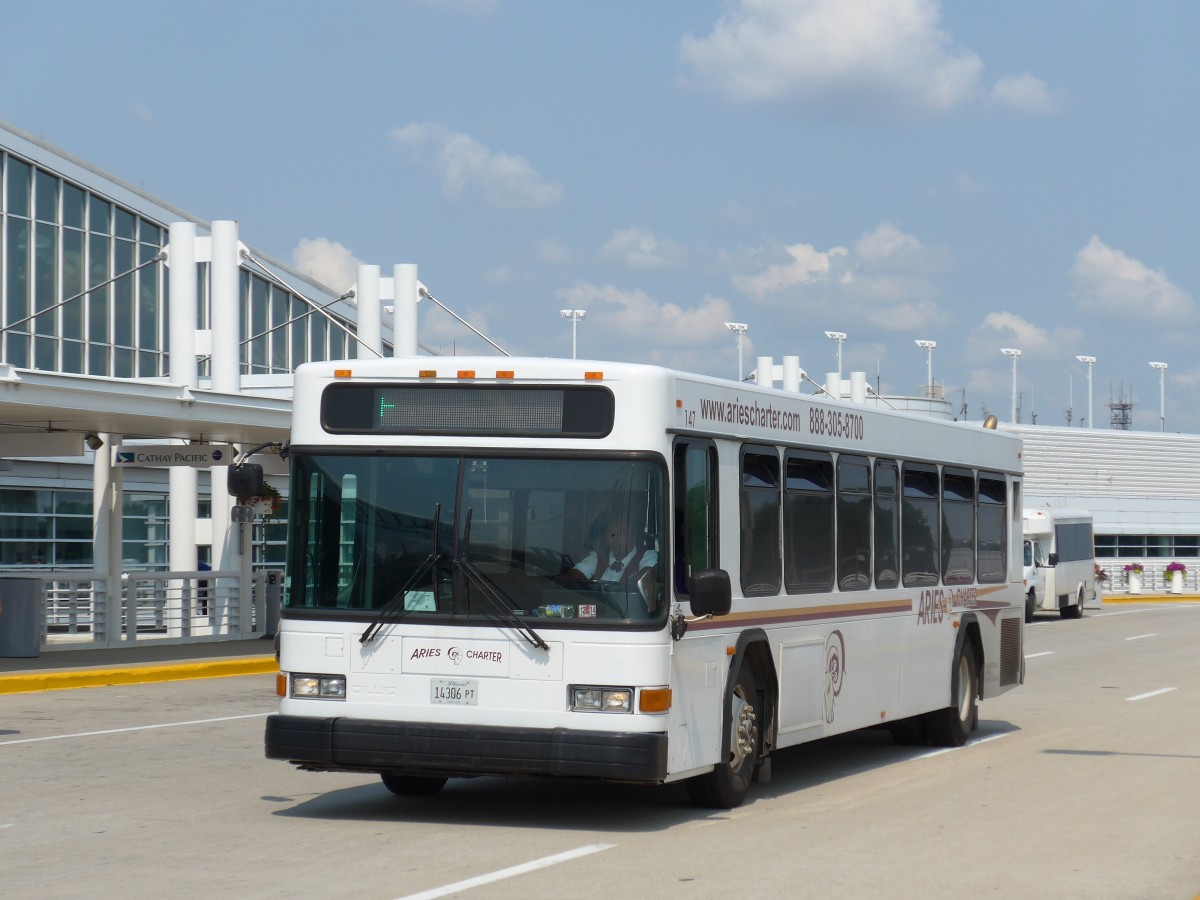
xmin=5 ymin=1 xmax=1200 ymax=430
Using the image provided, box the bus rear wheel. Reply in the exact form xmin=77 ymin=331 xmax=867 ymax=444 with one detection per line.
xmin=381 ymin=773 xmax=447 ymax=797
xmin=1024 ymin=589 xmax=1036 ymax=623
xmin=1061 ymin=588 xmax=1084 ymax=619
xmin=685 ymin=664 xmax=759 ymax=809
xmin=925 ymin=643 xmax=977 ymax=747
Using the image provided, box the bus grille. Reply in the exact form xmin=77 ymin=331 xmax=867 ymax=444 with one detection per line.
xmin=999 ymin=617 xmax=1021 ymax=686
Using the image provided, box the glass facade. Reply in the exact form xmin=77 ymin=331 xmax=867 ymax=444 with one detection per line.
xmin=1095 ymin=534 xmax=1200 ymax=558
xmin=1 ymin=135 xmax=362 ymax=573
xmin=1 ymin=147 xmax=355 ymax=379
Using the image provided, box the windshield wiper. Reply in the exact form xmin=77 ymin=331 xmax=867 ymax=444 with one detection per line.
xmin=457 ymin=508 xmax=548 ymax=651
xmin=360 ymin=504 xmax=442 ymax=645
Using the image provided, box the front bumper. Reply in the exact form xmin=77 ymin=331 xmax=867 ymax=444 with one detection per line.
xmin=265 ymin=714 xmax=668 ymax=782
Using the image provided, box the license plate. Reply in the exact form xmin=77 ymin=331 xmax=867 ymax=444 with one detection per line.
xmin=430 ymin=678 xmax=478 ymax=705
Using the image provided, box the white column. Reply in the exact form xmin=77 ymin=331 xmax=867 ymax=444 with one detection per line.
xmin=356 ymin=264 xmax=382 ymax=358
xmin=167 ymin=224 xmax=199 ymax=580
xmin=393 ymin=264 xmax=419 ymax=357
xmin=825 ymin=373 xmax=842 ymax=400
xmin=782 ymin=356 xmax=801 ymax=392
xmin=210 ymin=221 xmax=242 ymax=581
xmin=850 ymin=371 xmax=868 ymax=404
xmin=756 ymin=356 xmax=774 ymax=388
xmin=92 ymin=434 xmax=125 ymax=645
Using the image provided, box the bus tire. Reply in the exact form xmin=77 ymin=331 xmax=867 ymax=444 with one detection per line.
xmin=1024 ymin=589 xmax=1036 ymax=623
xmin=685 ymin=664 xmax=759 ymax=809
xmin=1062 ymin=588 xmax=1084 ymax=620
xmin=925 ymin=643 xmax=977 ymax=747
xmin=381 ymin=773 xmax=447 ymax=797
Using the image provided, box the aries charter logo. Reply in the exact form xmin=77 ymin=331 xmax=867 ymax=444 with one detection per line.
xmin=823 ymin=630 xmax=847 ymax=724
xmin=447 ymin=646 xmax=463 ymax=666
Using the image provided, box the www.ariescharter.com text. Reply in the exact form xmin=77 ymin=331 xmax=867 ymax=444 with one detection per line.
xmin=697 ymin=397 xmax=864 ymax=439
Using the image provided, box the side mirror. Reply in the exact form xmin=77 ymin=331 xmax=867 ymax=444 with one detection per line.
xmin=228 ymin=463 xmax=264 ymax=498
xmin=1047 ymin=552 xmax=1059 ymax=567
xmin=689 ymin=568 xmax=732 ymax=617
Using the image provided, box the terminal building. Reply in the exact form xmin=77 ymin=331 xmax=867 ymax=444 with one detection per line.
xmin=0 ymin=119 xmax=1192 ymax=651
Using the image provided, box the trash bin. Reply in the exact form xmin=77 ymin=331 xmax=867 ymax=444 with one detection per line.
xmin=0 ymin=578 xmax=42 ymax=657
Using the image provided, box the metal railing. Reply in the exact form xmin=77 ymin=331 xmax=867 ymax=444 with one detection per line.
xmin=1097 ymin=560 xmax=1195 ymax=594
xmin=1 ymin=569 xmax=282 ymax=651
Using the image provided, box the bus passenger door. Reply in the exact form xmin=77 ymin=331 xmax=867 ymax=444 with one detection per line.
xmin=668 ymin=438 xmax=728 ymax=772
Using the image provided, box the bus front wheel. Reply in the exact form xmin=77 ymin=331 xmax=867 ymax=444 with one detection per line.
xmin=925 ymin=643 xmax=977 ymax=747
xmin=381 ymin=773 xmax=447 ymax=797
xmin=1025 ymin=589 xmax=1036 ymax=623
xmin=685 ymin=664 xmax=759 ymax=809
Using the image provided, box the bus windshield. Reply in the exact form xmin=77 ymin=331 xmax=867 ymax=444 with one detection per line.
xmin=284 ymin=452 xmax=666 ymax=625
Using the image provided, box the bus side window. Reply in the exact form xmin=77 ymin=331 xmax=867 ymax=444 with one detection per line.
xmin=673 ymin=439 xmax=718 ymax=596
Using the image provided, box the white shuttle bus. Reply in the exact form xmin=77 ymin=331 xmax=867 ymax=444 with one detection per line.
xmin=1022 ymin=508 xmax=1095 ymax=621
xmin=265 ymin=357 xmax=1025 ymax=808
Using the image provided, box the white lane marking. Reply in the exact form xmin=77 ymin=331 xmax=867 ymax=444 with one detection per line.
xmin=1024 ymin=651 xmax=1055 ymax=659
xmin=921 ymin=730 xmax=1012 ymax=759
xmin=1126 ymin=687 xmax=1177 ymax=702
xmin=0 ymin=712 xmax=268 ymax=746
xmin=396 ymin=844 xmax=616 ymax=900
xmin=1093 ymin=604 xmax=1200 ymax=618
xmin=1125 ymin=634 xmax=1156 ymax=641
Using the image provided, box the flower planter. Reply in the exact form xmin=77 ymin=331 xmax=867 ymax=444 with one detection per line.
xmin=1127 ymin=572 xmax=1142 ymax=594
xmin=1169 ymin=571 xmax=1183 ymax=594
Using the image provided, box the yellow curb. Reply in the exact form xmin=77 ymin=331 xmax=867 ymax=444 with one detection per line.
xmin=1101 ymin=594 xmax=1200 ymax=604
xmin=0 ymin=656 xmax=277 ymax=695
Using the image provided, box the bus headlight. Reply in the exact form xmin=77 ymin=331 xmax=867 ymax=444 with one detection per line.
xmin=571 ymin=686 xmax=632 ymax=712
xmin=291 ymin=673 xmax=347 ymax=699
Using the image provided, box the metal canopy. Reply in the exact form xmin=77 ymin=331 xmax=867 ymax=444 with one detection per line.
xmin=0 ymin=365 xmax=291 ymax=446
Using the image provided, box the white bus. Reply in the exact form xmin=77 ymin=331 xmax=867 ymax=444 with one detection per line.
xmin=265 ymin=357 xmax=1025 ymax=808
xmin=1022 ymin=508 xmax=1095 ymax=622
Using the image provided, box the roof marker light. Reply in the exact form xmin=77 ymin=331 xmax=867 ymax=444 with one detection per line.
xmin=584 ymin=371 xmax=604 ymax=381
xmin=457 ymin=370 xmax=476 ymax=379
xmin=419 ymin=370 xmax=437 ymax=379
xmin=333 ymin=369 xmax=352 ymax=378
xmin=496 ymin=370 xmax=515 ymax=379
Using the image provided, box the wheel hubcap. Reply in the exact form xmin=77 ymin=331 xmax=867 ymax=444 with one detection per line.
xmin=729 ymin=685 xmax=758 ymax=768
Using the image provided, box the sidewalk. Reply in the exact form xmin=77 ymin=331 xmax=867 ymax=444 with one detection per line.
xmin=0 ymin=638 xmax=277 ymax=695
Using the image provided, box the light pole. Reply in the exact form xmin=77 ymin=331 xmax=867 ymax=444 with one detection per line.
xmin=1076 ymin=355 xmax=1095 ymax=429
xmin=1001 ymin=348 xmax=1021 ymax=424
xmin=724 ymin=322 xmax=748 ymax=380
xmin=1150 ymin=361 xmax=1168 ymax=431
xmin=560 ymin=309 xmax=586 ymax=359
xmin=825 ymin=331 xmax=847 ymax=379
xmin=915 ymin=339 xmax=936 ymax=397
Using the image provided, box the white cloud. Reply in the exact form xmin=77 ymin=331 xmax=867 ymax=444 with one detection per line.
xmin=679 ymin=0 xmax=984 ymax=119
xmin=734 ymin=241 xmax=851 ymax=297
xmin=600 ymin=227 xmax=687 ymax=269
xmin=389 ymin=123 xmax=563 ymax=209
xmin=978 ymin=311 xmax=1052 ymax=351
xmin=1070 ymin=236 xmax=1193 ymax=322
xmin=535 ymin=236 xmax=570 ymax=264
xmin=291 ymin=237 xmax=363 ymax=294
xmin=132 ymin=102 xmax=154 ymax=124
xmin=731 ymin=223 xmax=949 ymax=331
xmin=990 ymin=73 xmax=1062 ymax=114
xmin=555 ymin=281 xmax=735 ymax=351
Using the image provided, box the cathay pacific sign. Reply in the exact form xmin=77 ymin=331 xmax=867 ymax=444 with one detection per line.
xmin=112 ymin=444 xmax=234 ymax=467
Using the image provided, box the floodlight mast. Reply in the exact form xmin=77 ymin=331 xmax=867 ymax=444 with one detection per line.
xmin=1076 ymin=355 xmax=1095 ymax=429
xmin=1150 ymin=361 xmax=1168 ymax=431
xmin=915 ymin=340 xmax=936 ymax=395
xmin=1001 ymin=348 xmax=1021 ymax=424
xmin=825 ymin=331 xmax=847 ymax=379
xmin=724 ymin=322 xmax=748 ymax=380
xmin=560 ymin=309 xmax=586 ymax=359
